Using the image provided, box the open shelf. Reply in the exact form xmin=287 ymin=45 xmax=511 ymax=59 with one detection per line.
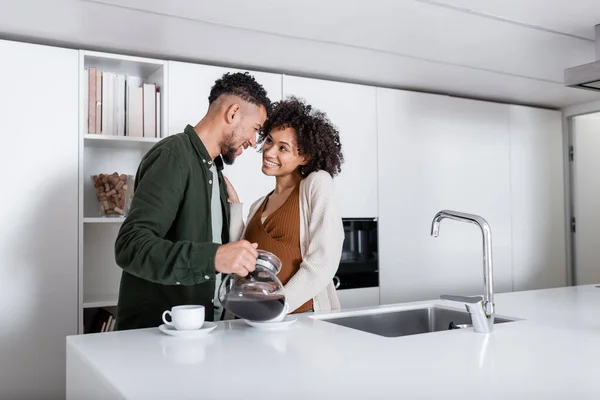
xmin=77 ymin=49 xmax=169 ymax=334
xmin=82 ymin=223 xmax=123 ymax=315
xmin=80 ymin=49 xmax=168 ymax=142
xmin=83 ymin=217 xmax=125 ymax=224
xmin=84 ymin=134 xmax=161 ymax=149
xmin=83 ymin=296 xmax=118 ymax=309
xmin=83 ymin=304 xmax=118 ymax=334
xmin=82 ymin=50 xmax=165 ymax=78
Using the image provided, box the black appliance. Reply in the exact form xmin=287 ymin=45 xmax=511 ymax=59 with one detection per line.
xmin=333 ymin=218 xmax=378 ymax=290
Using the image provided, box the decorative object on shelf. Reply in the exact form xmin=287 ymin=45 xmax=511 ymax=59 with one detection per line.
xmin=92 ymin=172 xmax=135 ymax=217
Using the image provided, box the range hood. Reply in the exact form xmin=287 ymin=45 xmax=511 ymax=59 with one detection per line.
xmin=565 ymin=24 xmax=600 ymax=91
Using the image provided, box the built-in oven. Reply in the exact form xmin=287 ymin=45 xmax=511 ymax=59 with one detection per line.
xmin=333 ymin=218 xmax=378 ymax=290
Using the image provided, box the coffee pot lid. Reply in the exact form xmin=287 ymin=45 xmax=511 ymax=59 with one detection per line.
xmin=255 ymin=250 xmax=282 ymax=274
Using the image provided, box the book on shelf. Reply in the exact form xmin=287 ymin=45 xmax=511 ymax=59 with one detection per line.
xmin=85 ymin=307 xmax=117 ymax=334
xmin=87 ymin=67 xmax=161 ymax=139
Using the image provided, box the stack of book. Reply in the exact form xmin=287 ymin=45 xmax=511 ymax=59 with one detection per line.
xmin=85 ymin=307 xmax=116 ymax=333
xmin=86 ymin=67 xmax=161 ymax=138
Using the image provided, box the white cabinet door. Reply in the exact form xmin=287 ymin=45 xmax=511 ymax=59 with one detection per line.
xmin=572 ymin=113 xmax=600 ymax=285
xmin=509 ymin=106 xmax=566 ymax=290
xmin=168 ymin=61 xmax=282 ymax=219
xmin=337 ymin=288 xmax=380 ymax=309
xmin=282 ymin=75 xmax=378 ymax=218
xmin=0 ymin=39 xmax=79 ymax=399
xmin=377 ymin=88 xmax=513 ymax=305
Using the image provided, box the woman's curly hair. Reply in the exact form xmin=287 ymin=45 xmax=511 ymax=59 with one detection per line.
xmin=258 ymin=96 xmax=344 ymax=177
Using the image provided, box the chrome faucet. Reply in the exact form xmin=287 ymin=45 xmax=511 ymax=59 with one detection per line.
xmin=430 ymin=210 xmax=495 ymax=333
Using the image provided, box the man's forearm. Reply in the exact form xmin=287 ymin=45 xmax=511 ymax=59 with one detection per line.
xmin=115 ymin=222 xmax=219 ymax=285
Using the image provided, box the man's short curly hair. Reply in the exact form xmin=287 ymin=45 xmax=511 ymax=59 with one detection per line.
xmin=208 ymin=72 xmax=271 ymax=112
xmin=258 ymin=96 xmax=344 ymax=177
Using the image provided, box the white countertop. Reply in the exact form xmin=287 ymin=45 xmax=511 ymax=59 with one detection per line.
xmin=66 ymin=284 xmax=600 ymax=399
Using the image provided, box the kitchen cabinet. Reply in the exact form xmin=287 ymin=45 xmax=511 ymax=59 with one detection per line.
xmin=509 ymin=106 xmax=566 ymax=290
xmin=282 ymin=75 xmax=378 ymax=218
xmin=0 ymin=39 xmax=79 ymax=399
xmin=168 ymin=61 xmax=283 ymax=219
xmin=337 ymin=288 xmax=380 ymax=309
xmin=376 ymin=88 xmax=514 ymax=305
xmin=572 ymin=114 xmax=600 ymax=285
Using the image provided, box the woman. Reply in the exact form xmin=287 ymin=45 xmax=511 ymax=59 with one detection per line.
xmin=225 ymin=96 xmax=345 ymax=315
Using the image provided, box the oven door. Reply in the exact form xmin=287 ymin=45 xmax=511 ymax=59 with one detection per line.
xmin=333 ymin=261 xmax=379 ymax=309
xmin=333 ymin=262 xmax=378 ymax=290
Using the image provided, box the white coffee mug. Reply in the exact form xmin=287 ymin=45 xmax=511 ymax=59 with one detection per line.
xmin=162 ymin=305 xmax=205 ymax=330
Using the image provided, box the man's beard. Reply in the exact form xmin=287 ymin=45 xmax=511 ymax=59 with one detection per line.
xmin=220 ymin=130 xmax=238 ymax=165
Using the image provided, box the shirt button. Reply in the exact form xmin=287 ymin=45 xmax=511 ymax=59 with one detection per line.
xmin=209 ymin=180 xmax=212 ymax=184
xmin=204 ymin=275 xmax=210 ymax=280
xmin=202 ymin=159 xmax=206 ymax=163
xmin=208 ymin=161 xmax=212 ymax=165
xmin=176 ymin=282 xmax=180 ymax=285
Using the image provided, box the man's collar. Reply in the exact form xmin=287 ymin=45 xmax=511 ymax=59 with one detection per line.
xmin=214 ymin=154 xmax=224 ymax=171
xmin=184 ymin=124 xmax=224 ymax=171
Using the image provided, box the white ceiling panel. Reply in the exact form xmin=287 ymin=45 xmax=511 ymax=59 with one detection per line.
xmin=84 ymin=0 xmax=600 ymax=40
xmin=86 ymin=0 xmax=596 ymax=83
xmin=427 ymin=0 xmax=600 ymax=39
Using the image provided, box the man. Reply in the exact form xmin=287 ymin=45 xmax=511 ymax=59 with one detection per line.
xmin=113 ymin=72 xmax=270 ymax=330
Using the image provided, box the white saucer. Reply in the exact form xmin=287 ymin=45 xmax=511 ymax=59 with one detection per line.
xmin=243 ymin=316 xmax=297 ymax=330
xmin=158 ymin=322 xmax=217 ymax=338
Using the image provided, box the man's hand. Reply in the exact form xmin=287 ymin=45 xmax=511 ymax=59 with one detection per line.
xmin=215 ymin=240 xmax=258 ymax=276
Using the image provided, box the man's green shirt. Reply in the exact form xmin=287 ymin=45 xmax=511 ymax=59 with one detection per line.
xmin=114 ymin=125 xmax=230 ymax=330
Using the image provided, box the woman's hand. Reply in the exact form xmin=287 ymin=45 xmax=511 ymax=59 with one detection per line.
xmin=223 ymin=175 xmax=241 ymax=204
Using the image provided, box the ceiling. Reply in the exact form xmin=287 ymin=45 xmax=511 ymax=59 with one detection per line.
xmin=91 ymin=0 xmax=600 ymax=40
xmin=2 ymin=0 xmax=600 ymax=109
xmin=426 ymin=0 xmax=600 ymax=39
xmin=577 ymin=112 xmax=600 ymax=120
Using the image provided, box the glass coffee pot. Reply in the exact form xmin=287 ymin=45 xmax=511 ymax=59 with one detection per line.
xmin=218 ymin=250 xmax=290 ymax=322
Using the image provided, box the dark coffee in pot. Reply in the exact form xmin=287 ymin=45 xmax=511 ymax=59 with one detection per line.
xmin=224 ymin=294 xmax=285 ymax=321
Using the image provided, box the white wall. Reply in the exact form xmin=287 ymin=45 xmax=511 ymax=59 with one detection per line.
xmin=0 ymin=39 xmax=79 ymax=399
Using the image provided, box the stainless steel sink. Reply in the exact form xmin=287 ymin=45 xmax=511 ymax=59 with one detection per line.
xmin=321 ymin=306 xmax=515 ymax=338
